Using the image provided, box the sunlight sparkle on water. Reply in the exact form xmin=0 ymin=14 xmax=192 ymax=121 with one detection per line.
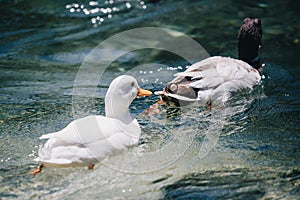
xmin=126 ymin=2 xmax=132 ymax=9
xmin=66 ymin=0 xmax=148 ymax=27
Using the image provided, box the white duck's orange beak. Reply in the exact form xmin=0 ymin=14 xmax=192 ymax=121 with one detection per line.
xmin=137 ymin=87 xmax=152 ymax=97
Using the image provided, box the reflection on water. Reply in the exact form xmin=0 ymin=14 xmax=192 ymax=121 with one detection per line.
xmin=65 ymin=0 xmax=148 ymax=27
xmin=0 ymin=0 xmax=299 ymax=199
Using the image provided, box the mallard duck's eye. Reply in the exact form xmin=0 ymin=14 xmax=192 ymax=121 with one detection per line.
xmin=166 ymin=83 xmax=178 ymax=94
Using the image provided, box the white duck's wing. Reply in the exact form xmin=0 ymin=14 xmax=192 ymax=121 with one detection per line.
xmin=39 ymin=115 xmax=108 ymax=143
xmin=36 ymin=115 xmax=140 ymax=165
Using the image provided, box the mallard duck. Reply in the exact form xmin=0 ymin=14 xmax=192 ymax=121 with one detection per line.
xmin=31 ymin=75 xmax=152 ymax=174
xmin=155 ymin=17 xmax=263 ymax=106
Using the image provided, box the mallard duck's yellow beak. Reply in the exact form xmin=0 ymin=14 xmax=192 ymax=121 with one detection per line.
xmin=137 ymin=88 xmax=152 ymax=97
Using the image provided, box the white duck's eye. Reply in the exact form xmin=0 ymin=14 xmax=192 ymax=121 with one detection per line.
xmin=130 ymin=82 xmax=135 ymax=87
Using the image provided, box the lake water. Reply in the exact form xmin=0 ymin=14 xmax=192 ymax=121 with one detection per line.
xmin=0 ymin=0 xmax=299 ymax=199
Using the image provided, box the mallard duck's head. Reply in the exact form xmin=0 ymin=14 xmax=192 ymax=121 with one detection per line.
xmin=156 ymin=76 xmax=199 ymax=107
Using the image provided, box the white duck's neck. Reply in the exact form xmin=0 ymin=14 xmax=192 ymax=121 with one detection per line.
xmin=105 ymin=93 xmax=134 ymax=124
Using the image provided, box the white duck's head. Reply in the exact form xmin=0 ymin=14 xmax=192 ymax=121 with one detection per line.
xmin=105 ymin=75 xmax=152 ymax=122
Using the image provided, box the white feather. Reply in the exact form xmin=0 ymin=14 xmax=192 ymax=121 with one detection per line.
xmin=34 ymin=75 xmax=148 ymax=167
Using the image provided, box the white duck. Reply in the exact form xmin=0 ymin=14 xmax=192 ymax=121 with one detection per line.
xmin=156 ymin=17 xmax=263 ymax=107
xmin=31 ymin=75 xmax=152 ymax=175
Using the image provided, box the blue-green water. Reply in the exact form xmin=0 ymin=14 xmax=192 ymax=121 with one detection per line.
xmin=1 ymin=0 xmax=299 ymax=199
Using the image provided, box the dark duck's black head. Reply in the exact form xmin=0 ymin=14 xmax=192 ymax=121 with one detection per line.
xmin=238 ymin=17 xmax=263 ymax=70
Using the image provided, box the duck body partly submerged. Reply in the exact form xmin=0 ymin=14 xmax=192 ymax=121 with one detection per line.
xmin=156 ymin=17 xmax=263 ymax=106
xmin=35 ymin=115 xmax=140 ymax=167
xmin=33 ymin=75 xmax=152 ymax=169
xmin=156 ymin=56 xmax=261 ymax=106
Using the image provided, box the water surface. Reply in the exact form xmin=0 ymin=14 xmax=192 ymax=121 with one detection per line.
xmin=0 ymin=0 xmax=299 ymax=199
